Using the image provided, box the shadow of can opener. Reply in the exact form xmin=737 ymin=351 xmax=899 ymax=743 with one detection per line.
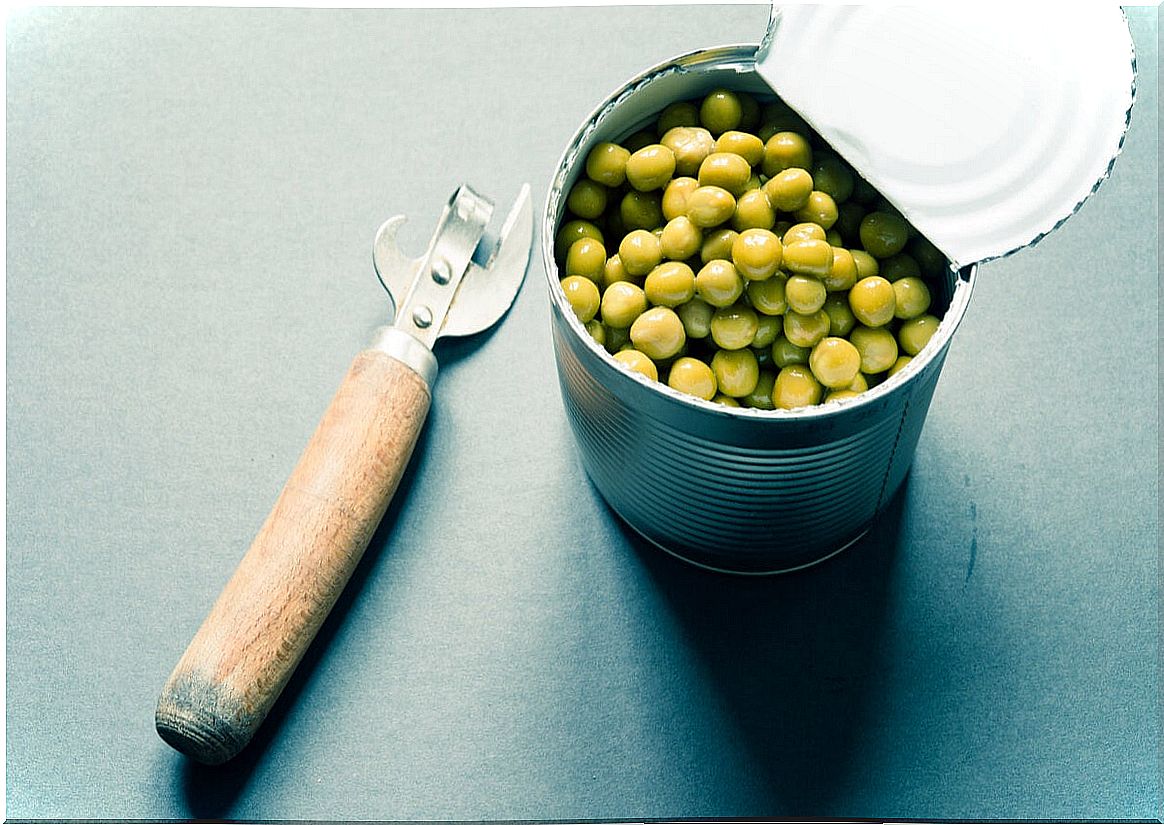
xmin=155 ymin=184 xmax=535 ymax=765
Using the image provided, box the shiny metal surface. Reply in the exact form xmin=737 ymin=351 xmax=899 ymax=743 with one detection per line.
xmin=369 ymin=326 xmax=439 ymax=387
xmin=383 ymin=185 xmax=493 ymax=350
xmin=373 ymin=184 xmax=534 ymax=341
xmin=755 ymin=7 xmax=1136 ymax=268
xmin=441 ymin=184 xmax=534 ymax=338
xmin=544 ymin=45 xmax=977 ymax=573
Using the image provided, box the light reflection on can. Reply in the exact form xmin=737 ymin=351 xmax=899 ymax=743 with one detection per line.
xmin=544 ymin=45 xmax=975 ymax=574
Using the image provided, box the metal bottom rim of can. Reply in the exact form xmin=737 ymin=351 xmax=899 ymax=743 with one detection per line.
xmin=603 ymin=492 xmax=872 ymax=576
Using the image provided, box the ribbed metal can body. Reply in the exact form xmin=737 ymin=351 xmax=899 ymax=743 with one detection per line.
xmin=544 ymin=45 xmax=976 ymax=574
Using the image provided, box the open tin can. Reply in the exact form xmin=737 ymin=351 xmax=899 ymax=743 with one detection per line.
xmin=543 ymin=10 xmax=1134 ymax=574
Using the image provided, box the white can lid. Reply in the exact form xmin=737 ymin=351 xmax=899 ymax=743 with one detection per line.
xmin=755 ymin=5 xmax=1136 ymax=267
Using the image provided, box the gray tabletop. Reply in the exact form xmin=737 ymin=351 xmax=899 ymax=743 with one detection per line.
xmin=5 ymin=6 xmax=1160 ymax=821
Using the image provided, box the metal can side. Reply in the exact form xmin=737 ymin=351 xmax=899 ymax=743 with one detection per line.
xmin=543 ymin=44 xmax=976 ymax=574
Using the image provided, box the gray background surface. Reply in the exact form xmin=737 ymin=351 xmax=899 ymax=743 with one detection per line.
xmin=5 ymin=5 xmax=1159 ymax=821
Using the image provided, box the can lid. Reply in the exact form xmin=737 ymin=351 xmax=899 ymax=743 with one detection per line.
xmin=755 ymin=5 xmax=1135 ymax=267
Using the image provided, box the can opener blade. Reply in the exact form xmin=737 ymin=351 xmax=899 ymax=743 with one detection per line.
xmin=373 ymin=183 xmax=534 ymax=349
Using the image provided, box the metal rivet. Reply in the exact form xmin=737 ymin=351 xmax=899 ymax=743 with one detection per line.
xmin=412 ymin=306 xmax=433 ymax=328
xmin=432 ymin=259 xmax=452 ymax=285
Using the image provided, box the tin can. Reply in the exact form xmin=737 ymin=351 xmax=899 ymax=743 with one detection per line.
xmin=543 ymin=44 xmax=976 ymax=574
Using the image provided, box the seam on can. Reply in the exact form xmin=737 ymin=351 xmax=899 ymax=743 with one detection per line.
xmin=875 ymin=390 xmax=911 ymax=512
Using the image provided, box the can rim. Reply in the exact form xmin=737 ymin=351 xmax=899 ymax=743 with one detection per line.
xmin=543 ymin=43 xmax=976 ymax=422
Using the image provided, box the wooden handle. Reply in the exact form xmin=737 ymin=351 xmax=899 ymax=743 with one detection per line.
xmin=156 ymin=348 xmax=431 ymax=764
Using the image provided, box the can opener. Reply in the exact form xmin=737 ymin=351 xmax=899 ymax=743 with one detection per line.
xmin=156 ymin=184 xmax=534 ymax=765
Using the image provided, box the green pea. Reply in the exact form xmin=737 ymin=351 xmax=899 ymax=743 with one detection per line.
xmin=585 ymin=142 xmax=630 ymax=187
xmin=898 ymin=314 xmax=941 ymax=356
xmin=849 ymin=324 xmax=899 ymax=373
xmin=851 ymin=249 xmax=880 ymax=278
xmin=887 ymin=355 xmax=913 ymax=378
xmin=782 ymin=239 xmax=833 ymax=277
xmin=613 ymin=348 xmax=659 ymax=382
xmin=908 ymin=235 xmax=949 ymax=279
xmin=677 ymin=297 xmax=714 ymax=339
xmin=793 ymin=190 xmax=838 ymax=230
xmin=772 ymin=335 xmax=810 ymax=368
xmin=629 ymin=306 xmax=686 ymax=360
xmin=714 ymin=130 xmax=765 ymax=165
xmin=711 ymin=348 xmax=760 ymax=397
xmin=762 ymin=131 xmax=813 ymax=177
xmin=619 ymin=189 xmax=664 ymax=231
xmin=892 ymin=276 xmax=932 ymax=320
xmin=605 ymin=324 xmax=630 ymax=354
xmin=668 ymin=356 xmax=718 ymax=400
xmin=821 ymin=247 xmax=858 ymax=292
xmin=700 ymin=228 xmax=738 ymax=263
xmin=773 ymin=365 xmax=822 ymax=409
xmin=686 ymin=185 xmax=736 ymax=228
xmin=555 ymin=219 xmax=603 ymax=260
xmin=783 ymin=308 xmax=830 ymax=348
xmin=661 ymin=176 xmax=700 ymax=221
xmin=602 ymin=254 xmax=632 ymax=289
xmin=732 ymin=189 xmax=776 ymax=231
xmin=694 ymin=259 xmax=744 ymax=308
xmin=567 ymin=179 xmax=608 ymax=220
xmin=880 ymin=253 xmax=921 ymax=281
xmin=600 ymin=280 xmax=648 ymax=328
xmin=661 ymin=127 xmax=716 ymax=177
xmin=849 ymin=276 xmax=896 ymax=327
xmin=560 ymin=275 xmax=600 ymax=323
xmin=626 ymin=144 xmax=677 ymax=192
xmin=698 ymin=152 xmax=753 ymax=196
xmin=746 ymin=272 xmax=788 ymax=316
xmin=785 ymin=274 xmax=827 ymax=314
xmin=565 ymin=237 xmax=606 ymax=282
xmin=657 ymin=101 xmax=700 ymax=135
xmin=700 ymin=88 xmax=743 ymax=136
xmin=584 ymin=318 xmax=606 ymax=346
xmin=618 ymin=229 xmax=663 ymax=277
xmin=710 ymin=304 xmax=759 ymax=350
xmin=752 ymin=313 xmax=783 ymax=348
xmin=731 ymin=228 xmax=783 ymax=281
xmin=809 ymin=337 xmax=861 ymax=389
xmin=822 ymin=293 xmax=856 ymax=337
xmin=810 ymin=154 xmax=855 ymax=203
xmin=763 ymin=168 xmax=814 ymax=212
xmin=644 ymin=261 xmax=696 ymax=307
xmin=782 ymin=222 xmax=827 ymax=245
xmin=660 ymin=215 xmax=703 ymax=261
xmin=860 ymin=211 xmax=910 ymax=258
xmin=742 ymin=370 xmax=777 ymax=409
